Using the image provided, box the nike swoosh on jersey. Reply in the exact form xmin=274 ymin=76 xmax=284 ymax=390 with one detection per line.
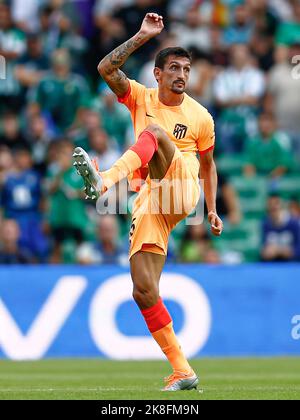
xmin=146 ymin=113 xmax=155 ymax=118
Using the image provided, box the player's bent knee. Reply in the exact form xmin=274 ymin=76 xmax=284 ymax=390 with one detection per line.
xmin=145 ymin=124 xmax=165 ymax=140
xmin=132 ymin=286 xmax=159 ymax=309
xmin=145 ymin=123 xmax=161 ymax=133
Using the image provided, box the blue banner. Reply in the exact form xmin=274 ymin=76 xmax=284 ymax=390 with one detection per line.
xmin=0 ymin=264 xmax=299 ymax=360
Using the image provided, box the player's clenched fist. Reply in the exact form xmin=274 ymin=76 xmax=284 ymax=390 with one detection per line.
xmin=139 ymin=13 xmax=164 ymax=39
xmin=208 ymin=211 xmax=223 ymax=237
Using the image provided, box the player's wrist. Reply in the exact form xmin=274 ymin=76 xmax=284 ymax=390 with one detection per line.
xmin=136 ymin=30 xmax=151 ymax=42
xmin=208 ymin=210 xmax=218 ymax=217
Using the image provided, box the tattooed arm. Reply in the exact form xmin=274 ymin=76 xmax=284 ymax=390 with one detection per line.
xmin=97 ymin=13 xmax=164 ymax=97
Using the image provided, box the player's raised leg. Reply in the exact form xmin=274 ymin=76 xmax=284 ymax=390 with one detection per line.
xmin=72 ymin=123 xmax=174 ymax=199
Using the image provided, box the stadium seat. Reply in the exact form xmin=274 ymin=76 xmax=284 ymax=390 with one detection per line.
xmin=272 ymin=176 xmax=300 ymax=200
xmin=230 ymin=176 xmax=268 ymax=219
xmin=213 ymin=219 xmax=261 ymax=262
xmin=216 ymin=154 xmax=246 ymax=176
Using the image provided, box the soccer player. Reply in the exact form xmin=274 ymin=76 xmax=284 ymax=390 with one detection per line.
xmin=73 ymin=13 xmax=223 ymax=391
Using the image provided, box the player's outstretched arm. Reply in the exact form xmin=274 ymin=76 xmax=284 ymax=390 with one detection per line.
xmin=97 ymin=13 xmax=164 ymax=97
xmin=200 ymin=150 xmax=223 ymax=237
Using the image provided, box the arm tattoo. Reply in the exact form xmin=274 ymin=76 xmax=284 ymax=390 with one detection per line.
xmin=106 ymin=69 xmax=128 ymax=96
xmin=107 ymin=35 xmax=145 ymax=69
xmin=98 ymin=33 xmax=147 ymax=96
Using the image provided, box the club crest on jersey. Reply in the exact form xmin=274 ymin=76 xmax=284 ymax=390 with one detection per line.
xmin=173 ymin=124 xmax=187 ymax=140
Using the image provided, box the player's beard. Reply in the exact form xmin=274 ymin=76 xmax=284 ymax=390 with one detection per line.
xmin=171 ymin=80 xmax=186 ymax=94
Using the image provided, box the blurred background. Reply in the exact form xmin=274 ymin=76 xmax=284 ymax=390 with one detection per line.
xmin=0 ymin=0 xmax=300 ymax=266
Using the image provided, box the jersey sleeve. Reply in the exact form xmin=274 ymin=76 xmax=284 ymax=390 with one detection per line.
xmin=197 ymin=111 xmax=216 ymax=155
xmin=117 ymin=79 xmax=146 ymax=112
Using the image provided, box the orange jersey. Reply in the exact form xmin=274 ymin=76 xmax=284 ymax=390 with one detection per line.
xmin=117 ymin=80 xmax=215 ymax=258
xmin=118 ymin=79 xmax=215 ymax=156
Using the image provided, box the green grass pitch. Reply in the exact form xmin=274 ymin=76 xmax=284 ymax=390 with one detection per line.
xmin=0 ymin=358 xmax=299 ymax=400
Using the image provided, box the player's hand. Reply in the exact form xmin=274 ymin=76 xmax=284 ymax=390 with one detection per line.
xmin=208 ymin=211 xmax=223 ymax=237
xmin=139 ymin=13 xmax=164 ymax=40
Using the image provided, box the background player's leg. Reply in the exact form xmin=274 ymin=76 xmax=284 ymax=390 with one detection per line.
xmin=130 ymin=251 xmax=192 ymax=375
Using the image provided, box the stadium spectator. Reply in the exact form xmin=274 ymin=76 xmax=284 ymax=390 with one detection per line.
xmin=0 ymin=111 xmax=28 ymax=150
xmin=214 ymin=44 xmax=265 ymax=153
xmin=76 ymin=214 xmax=128 ymax=265
xmin=38 ymin=4 xmax=58 ymax=56
xmin=0 ymin=218 xmax=32 ymax=264
xmin=248 ymin=0 xmax=277 ymax=71
xmin=223 ymin=3 xmax=254 ymax=46
xmin=0 ymin=145 xmax=13 ymax=186
xmin=244 ymin=112 xmax=294 ymax=178
xmin=269 ymin=0 xmax=294 ymax=21
xmin=89 ymin=128 xmax=121 ymax=172
xmin=92 ymin=88 xmax=132 ymax=151
xmin=0 ymin=2 xmax=26 ymax=113
xmin=0 ymin=147 xmax=48 ymax=261
xmin=168 ymin=0 xmax=195 ymax=21
xmin=69 ymin=108 xmax=102 ymax=152
xmin=45 ymin=139 xmax=86 ymax=263
xmin=25 ymin=114 xmax=52 ymax=175
xmin=249 ymin=30 xmax=275 ymax=72
xmin=261 ymin=195 xmax=300 ymax=262
xmin=210 ymin=25 xmax=229 ymax=67
xmin=247 ymin=0 xmax=279 ymax=36
xmin=51 ymin=11 xmax=88 ymax=73
xmin=170 ymin=0 xmax=229 ymax=52
xmin=265 ymin=43 xmax=300 ymax=151
xmin=186 ymin=49 xmax=216 ymax=110
xmin=204 ymin=248 xmax=222 ymax=264
xmin=170 ymin=7 xmax=212 ymax=53
xmin=11 ymin=0 xmax=42 ymax=32
xmin=275 ymin=0 xmax=300 ymax=46
xmin=15 ymin=31 xmax=49 ymax=92
xmin=28 ymin=49 xmax=90 ymax=132
xmin=180 ymin=224 xmax=221 ymax=264
xmin=289 ymin=197 xmax=300 ymax=219
xmin=94 ymin=0 xmax=134 ymax=28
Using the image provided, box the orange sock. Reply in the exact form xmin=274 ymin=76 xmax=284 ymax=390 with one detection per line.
xmin=100 ymin=130 xmax=158 ymax=190
xmin=141 ymin=298 xmax=191 ymax=374
xmin=101 ymin=150 xmax=141 ymax=189
xmin=152 ymin=323 xmax=191 ymax=373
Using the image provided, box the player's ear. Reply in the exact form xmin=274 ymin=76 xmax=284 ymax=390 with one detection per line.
xmin=154 ymin=67 xmax=161 ymax=83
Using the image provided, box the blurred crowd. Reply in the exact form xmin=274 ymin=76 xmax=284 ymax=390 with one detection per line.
xmin=0 ymin=0 xmax=300 ymax=265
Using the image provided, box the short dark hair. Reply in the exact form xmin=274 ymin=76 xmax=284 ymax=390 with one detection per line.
xmin=155 ymin=47 xmax=192 ymax=69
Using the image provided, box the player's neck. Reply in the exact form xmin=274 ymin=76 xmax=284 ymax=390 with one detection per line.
xmin=158 ymin=89 xmax=184 ymax=107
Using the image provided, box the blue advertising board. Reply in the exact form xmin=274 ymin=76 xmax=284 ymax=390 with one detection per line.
xmin=0 ymin=264 xmax=299 ymax=360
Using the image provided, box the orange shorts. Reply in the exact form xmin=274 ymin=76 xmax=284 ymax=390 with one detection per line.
xmin=129 ymin=148 xmax=201 ymax=259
